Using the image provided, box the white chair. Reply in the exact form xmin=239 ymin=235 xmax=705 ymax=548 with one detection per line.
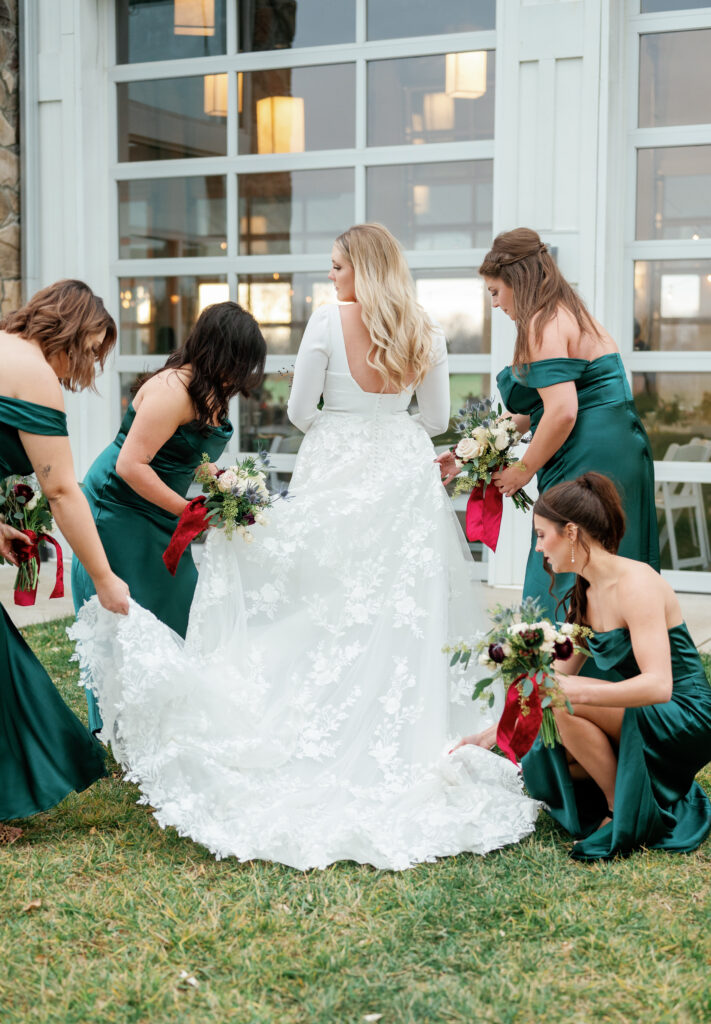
xmin=655 ymin=437 xmax=711 ymax=571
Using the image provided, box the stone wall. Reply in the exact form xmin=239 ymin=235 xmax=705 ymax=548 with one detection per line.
xmin=0 ymin=0 xmax=19 ymax=316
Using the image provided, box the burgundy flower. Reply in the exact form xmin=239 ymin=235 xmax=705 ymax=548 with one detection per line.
xmin=244 ymin=513 xmax=256 ymax=525
xmin=488 ymin=642 xmax=506 ymax=664
xmin=554 ymin=637 xmax=574 ymax=661
xmin=13 ymin=483 xmax=34 ymax=503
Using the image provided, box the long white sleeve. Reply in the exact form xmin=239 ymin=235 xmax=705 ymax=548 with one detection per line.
xmin=287 ymin=306 xmax=331 ymax=433
xmin=410 ymin=329 xmax=451 ymax=437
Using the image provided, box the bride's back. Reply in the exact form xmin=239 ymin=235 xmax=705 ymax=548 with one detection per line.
xmin=338 ymin=302 xmax=407 ymax=395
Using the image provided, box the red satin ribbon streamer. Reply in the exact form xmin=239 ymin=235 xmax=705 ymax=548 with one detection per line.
xmin=496 ymin=673 xmax=543 ymax=765
xmin=13 ymin=530 xmax=64 ymax=607
xmin=162 ymin=496 xmax=211 ymax=576
xmin=465 ymin=483 xmax=504 ymax=552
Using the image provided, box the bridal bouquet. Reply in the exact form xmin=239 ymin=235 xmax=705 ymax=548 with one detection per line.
xmin=163 ymin=452 xmax=283 ymax=574
xmin=451 ymin=397 xmax=532 ymax=551
xmin=446 ymin=598 xmax=591 ymax=764
xmin=0 ymin=475 xmax=64 ymax=606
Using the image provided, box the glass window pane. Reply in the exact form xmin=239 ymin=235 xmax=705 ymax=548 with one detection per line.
xmin=368 ymin=53 xmax=495 ymax=147
xmin=239 ymin=169 xmax=354 ymax=255
xmin=117 ymin=77 xmax=227 ymax=162
xmin=118 ymin=275 xmax=228 ymax=355
xmin=116 ymin=0 xmax=227 ymax=64
xmin=634 ymin=260 xmax=711 ymax=353
xmin=656 ymin=481 xmax=711 ymax=573
xmin=119 ymin=371 xmax=142 ymax=419
xmin=367 ymin=161 xmax=493 ymax=250
xmin=239 ymin=371 xmax=303 ymax=456
xmin=239 ymin=65 xmax=355 ymax=155
xmin=412 ymin=271 xmax=491 ymax=354
xmin=237 ymin=273 xmax=335 ymax=354
xmin=641 ymin=1 xmax=710 ymax=11
xmin=119 ymin=176 xmax=227 ymax=259
xmin=430 ymin=372 xmax=492 ymax=448
xmin=632 ymin=372 xmax=711 ymax=459
xmin=636 ymin=146 xmax=711 ymax=241
xmin=368 ymin=0 xmax=495 ymax=40
xmin=239 ymin=0 xmax=355 ymax=51
xmin=639 ymin=31 xmax=711 ymax=129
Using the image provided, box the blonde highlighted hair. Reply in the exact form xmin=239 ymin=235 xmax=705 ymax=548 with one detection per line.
xmin=334 ymin=223 xmax=435 ymax=391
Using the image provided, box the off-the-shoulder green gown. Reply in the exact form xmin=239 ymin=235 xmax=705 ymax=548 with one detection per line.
xmin=71 ymin=403 xmax=232 ymax=732
xmin=0 ymin=396 xmax=106 ymax=820
xmin=497 ymin=353 xmax=660 ymax=620
xmin=532 ymin=623 xmax=711 ymax=860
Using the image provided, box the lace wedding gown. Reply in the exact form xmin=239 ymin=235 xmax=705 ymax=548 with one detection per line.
xmin=71 ymin=304 xmax=539 ymax=869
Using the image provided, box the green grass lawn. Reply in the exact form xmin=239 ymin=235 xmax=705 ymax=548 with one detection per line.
xmin=2 ymin=618 xmax=710 ymax=1024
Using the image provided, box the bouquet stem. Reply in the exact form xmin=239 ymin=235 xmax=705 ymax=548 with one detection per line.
xmin=539 ymin=706 xmax=562 ymax=748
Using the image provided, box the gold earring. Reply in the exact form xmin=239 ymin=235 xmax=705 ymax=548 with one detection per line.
xmin=570 ymin=541 xmax=575 ymax=565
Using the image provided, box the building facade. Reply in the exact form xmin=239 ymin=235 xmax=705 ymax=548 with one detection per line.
xmin=14 ymin=0 xmax=711 ymax=591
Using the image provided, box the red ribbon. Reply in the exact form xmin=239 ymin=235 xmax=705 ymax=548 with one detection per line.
xmin=162 ymin=497 xmax=211 ymax=576
xmin=496 ymin=673 xmax=543 ymax=765
xmin=465 ymin=483 xmax=504 ymax=552
xmin=13 ymin=530 xmax=64 ymax=607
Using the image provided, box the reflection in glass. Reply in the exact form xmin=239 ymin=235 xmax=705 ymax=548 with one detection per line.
xmin=239 ymin=0 xmax=355 ymax=51
xmin=634 ymin=261 xmax=711 ymax=353
xmin=367 ymin=0 xmax=495 ymax=40
xmin=413 ymin=271 xmax=490 ymax=354
xmin=120 ymin=371 xmax=142 ymax=418
xmin=636 ymin=147 xmax=711 ymax=241
xmin=117 ymin=77 xmax=227 ymax=162
xmin=239 ymin=168 xmax=354 ymax=255
xmin=116 ymin=0 xmax=226 ymax=64
xmin=430 ymin=372 xmax=492 ymax=447
xmin=119 ymin=177 xmax=226 ymax=259
xmin=118 ymin=276 xmax=228 ymax=356
xmin=239 ymin=372 xmax=302 ymax=458
xmin=237 ymin=273 xmax=335 ymax=354
xmin=367 ymin=161 xmax=493 ymax=250
xmin=632 ymin=372 xmax=711 ymax=460
xmin=639 ymin=31 xmax=711 ymax=129
xmin=641 ymin=0 xmax=710 ymax=10
xmin=239 ymin=65 xmax=355 ymax=154
xmin=368 ymin=53 xmax=494 ymax=147
xmin=657 ymin=482 xmax=711 ymax=573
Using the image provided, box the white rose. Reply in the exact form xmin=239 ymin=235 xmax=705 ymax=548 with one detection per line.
xmin=218 ymin=470 xmax=238 ymax=492
xmin=493 ymin=430 xmax=510 ymax=451
xmin=478 ymin=650 xmax=493 ymax=666
xmin=558 ymin=623 xmax=575 ymax=636
xmin=455 ymin=437 xmax=483 ymax=461
xmin=25 ymin=495 xmax=39 ymax=511
xmin=254 ymin=511 xmax=268 ymax=526
xmin=472 ymin=426 xmax=489 ymax=446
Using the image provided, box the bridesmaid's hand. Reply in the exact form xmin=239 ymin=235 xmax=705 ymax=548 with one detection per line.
xmin=0 ymin=523 xmax=31 ymax=566
xmin=435 ymin=451 xmax=460 ymax=486
xmin=450 ymin=724 xmax=498 ymax=753
xmin=95 ymin=572 xmax=130 ymax=615
xmin=492 ymin=463 xmax=533 ymax=498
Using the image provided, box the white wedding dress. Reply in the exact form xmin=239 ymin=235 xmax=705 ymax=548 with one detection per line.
xmin=71 ymin=304 xmax=539 ymax=870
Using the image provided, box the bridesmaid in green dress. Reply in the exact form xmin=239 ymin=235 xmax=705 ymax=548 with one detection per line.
xmin=528 ymin=473 xmax=711 ymax=859
xmin=0 ymin=280 xmax=130 ymax=843
xmin=71 ymin=302 xmax=266 ymax=733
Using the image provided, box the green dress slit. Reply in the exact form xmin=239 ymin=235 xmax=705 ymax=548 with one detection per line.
xmin=71 ymin=402 xmax=232 ymax=732
xmin=526 ymin=623 xmax=711 ymax=860
xmin=0 ymin=395 xmax=106 ymax=821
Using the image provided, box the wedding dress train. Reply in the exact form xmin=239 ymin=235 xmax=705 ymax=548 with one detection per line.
xmin=71 ymin=304 xmax=539 ymax=869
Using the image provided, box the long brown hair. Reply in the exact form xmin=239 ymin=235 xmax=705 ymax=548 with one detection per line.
xmin=479 ymin=228 xmax=599 ymax=366
xmin=533 ymin=472 xmax=626 ymax=624
xmin=0 ymin=279 xmax=117 ymax=391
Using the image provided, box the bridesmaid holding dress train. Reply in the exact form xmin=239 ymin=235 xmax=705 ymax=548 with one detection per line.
xmin=0 ymin=280 xmax=129 ymax=844
xmin=71 ymin=301 xmax=266 ymax=733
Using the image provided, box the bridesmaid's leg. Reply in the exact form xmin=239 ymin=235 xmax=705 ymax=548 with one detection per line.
xmin=553 ymin=705 xmax=625 ymax=813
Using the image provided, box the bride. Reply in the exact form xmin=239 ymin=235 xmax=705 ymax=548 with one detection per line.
xmin=71 ymin=223 xmax=539 ymax=870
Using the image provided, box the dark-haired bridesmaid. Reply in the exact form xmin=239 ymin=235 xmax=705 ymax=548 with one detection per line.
xmin=71 ymin=301 xmax=266 ymax=732
xmin=0 ymin=280 xmax=130 ymax=841
xmin=457 ymin=472 xmax=711 ymax=860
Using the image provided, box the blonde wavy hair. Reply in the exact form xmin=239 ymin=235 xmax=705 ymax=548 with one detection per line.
xmin=334 ymin=223 xmax=435 ymax=391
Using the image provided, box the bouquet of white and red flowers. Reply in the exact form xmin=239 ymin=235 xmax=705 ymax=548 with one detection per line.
xmin=0 ymin=475 xmax=64 ymax=606
xmin=447 ymin=598 xmax=591 ymax=764
xmin=451 ymin=397 xmax=532 ymax=550
xmin=163 ymin=452 xmax=285 ymax=574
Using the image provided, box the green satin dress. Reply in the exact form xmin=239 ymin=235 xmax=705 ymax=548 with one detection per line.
xmin=525 ymin=623 xmax=711 ymax=860
xmin=0 ymin=396 xmax=106 ymax=820
xmin=497 ymin=354 xmax=660 ymax=620
xmin=71 ymin=402 xmax=233 ymax=732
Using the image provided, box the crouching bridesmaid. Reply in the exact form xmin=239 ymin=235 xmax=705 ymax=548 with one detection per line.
xmin=459 ymin=472 xmax=711 ymax=861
